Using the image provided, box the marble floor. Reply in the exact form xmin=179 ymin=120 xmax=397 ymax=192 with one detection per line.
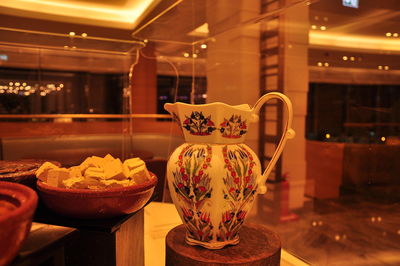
xmin=248 ymin=188 xmax=400 ymax=266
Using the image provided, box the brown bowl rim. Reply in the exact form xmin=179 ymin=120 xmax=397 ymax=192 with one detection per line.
xmin=36 ymin=172 xmax=158 ymax=197
xmin=0 ymin=181 xmax=38 ymax=223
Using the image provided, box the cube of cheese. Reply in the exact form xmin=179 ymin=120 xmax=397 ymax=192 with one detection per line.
xmin=79 ymin=157 xmax=96 ymax=174
xmin=100 ymin=179 xmax=130 ymax=188
xmin=46 ymin=168 xmax=70 ymax=187
xmin=104 ymin=158 xmax=125 ymax=180
xmin=129 ymin=164 xmax=151 ymax=183
xmin=63 ymin=176 xmax=85 ymax=189
xmin=36 ymin=162 xmax=59 ymax=182
xmin=84 ymin=167 xmax=105 ymax=179
xmin=123 ymin=158 xmax=144 ymax=170
xmin=90 ymin=156 xmax=106 ymax=167
xmin=68 ymin=166 xmax=83 ymax=179
xmin=103 ymin=154 xmax=115 ymax=161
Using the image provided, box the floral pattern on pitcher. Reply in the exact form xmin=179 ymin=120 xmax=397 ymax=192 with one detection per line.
xmin=219 ymin=115 xmax=247 ymax=138
xmin=172 ymin=144 xmax=214 ymax=242
xmin=217 ymin=145 xmax=257 ymax=241
xmin=183 ymin=111 xmax=216 ymax=136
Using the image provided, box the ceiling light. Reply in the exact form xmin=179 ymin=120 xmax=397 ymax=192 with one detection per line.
xmin=192 ymin=54 xmax=198 ymax=58
xmin=183 ymin=52 xmax=190 ymax=58
xmin=9 ymin=82 xmax=13 ymax=86
xmin=81 ymin=33 xmax=88 ymax=37
xmin=386 ymin=32 xmax=392 ymax=37
xmin=317 ymin=62 xmax=323 ymax=66
xmin=342 ymin=56 xmax=348 ymax=61
xmin=69 ymin=31 xmax=76 ymax=36
xmin=314 ymin=16 xmax=319 ymax=20
xmin=350 ymin=56 xmax=355 ymax=61
xmin=143 ymin=39 xmax=148 ymax=43
xmin=378 ymin=65 xmax=383 ymax=70
xmin=384 ymin=66 xmax=389 ymax=70
xmin=311 ymin=25 xmax=317 ymax=30
xmin=324 ymin=62 xmax=329 ymax=67
xmin=393 ymin=33 xmax=399 ymax=37
xmin=381 ymin=137 xmax=386 ymax=142
xmin=200 ymin=44 xmax=207 ymax=49
xmin=320 ymin=26 xmax=327 ymax=30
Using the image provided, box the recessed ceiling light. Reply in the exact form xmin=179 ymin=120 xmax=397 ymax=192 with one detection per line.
xmin=311 ymin=25 xmax=317 ymax=29
xmin=200 ymin=44 xmax=207 ymax=49
xmin=317 ymin=62 xmax=323 ymax=66
xmin=386 ymin=32 xmax=392 ymax=37
xmin=378 ymin=65 xmax=383 ymax=70
xmin=81 ymin=33 xmax=88 ymax=37
xmin=183 ymin=52 xmax=189 ymax=58
xmin=69 ymin=31 xmax=76 ymax=36
xmin=393 ymin=33 xmax=399 ymax=37
xmin=320 ymin=26 xmax=327 ymax=31
xmin=384 ymin=66 xmax=389 ymax=70
xmin=324 ymin=62 xmax=329 ymax=67
xmin=192 ymin=54 xmax=198 ymax=58
xmin=342 ymin=56 xmax=348 ymax=61
xmin=350 ymin=56 xmax=355 ymax=61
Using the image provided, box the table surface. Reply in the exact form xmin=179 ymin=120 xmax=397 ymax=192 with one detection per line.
xmin=11 ymin=222 xmax=78 ymax=266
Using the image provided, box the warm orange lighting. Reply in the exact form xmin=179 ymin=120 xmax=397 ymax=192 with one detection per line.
xmin=317 ymin=62 xmax=323 ymax=67
xmin=310 ymin=32 xmax=400 ymax=52
xmin=192 ymin=54 xmax=198 ymax=58
xmin=311 ymin=25 xmax=317 ymax=30
xmin=342 ymin=56 xmax=348 ymax=61
xmin=320 ymin=26 xmax=327 ymax=31
xmin=381 ymin=136 xmax=386 ymax=142
xmin=384 ymin=65 xmax=389 ymax=70
xmin=378 ymin=65 xmax=383 ymax=70
xmin=386 ymin=32 xmax=392 ymax=37
xmin=200 ymin=44 xmax=207 ymax=49
xmin=0 ymin=0 xmax=160 ymax=29
xmin=69 ymin=31 xmax=76 ymax=36
xmin=394 ymin=33 xmax=399 ymax=37
xmin=183 ymin=52 xmax=189 ymax=58
xmin=325 ymin=133 xmax=331 ymax=139
xmin=324 ymin=62 xmax=329 ymax=67
xmin=350 ymin=56 xmax=355 ymax=61
xmin=81 ymin=33 xmax=88 ymax=37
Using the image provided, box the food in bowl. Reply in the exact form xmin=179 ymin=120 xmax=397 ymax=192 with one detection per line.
xmin=35 ymin=155 xmax=157 ymax=218
xmin=36 ymin=154 xmax=152 ymax=189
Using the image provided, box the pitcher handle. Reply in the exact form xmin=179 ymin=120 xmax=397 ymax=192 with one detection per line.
xmin=252 ymin=92 xmax=295 ymax=194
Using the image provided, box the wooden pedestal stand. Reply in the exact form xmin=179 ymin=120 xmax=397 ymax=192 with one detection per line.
xmin=166 ymin=224 xmax=281 ymax=266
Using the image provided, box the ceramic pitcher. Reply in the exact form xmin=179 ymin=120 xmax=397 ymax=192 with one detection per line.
xmin=164 ymin=92 xmax=295 ymax=249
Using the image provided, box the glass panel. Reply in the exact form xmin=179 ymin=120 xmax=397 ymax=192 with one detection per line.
xmin=133 ymin=0 xmax=400 ymax=264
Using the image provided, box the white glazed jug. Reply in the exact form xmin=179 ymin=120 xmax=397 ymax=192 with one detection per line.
xmin=164 ymin=92 xmax=295 ymax=249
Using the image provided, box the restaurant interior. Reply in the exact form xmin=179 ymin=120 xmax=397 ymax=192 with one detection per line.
xmin=0 ymin=0 xmax=399 ymax=265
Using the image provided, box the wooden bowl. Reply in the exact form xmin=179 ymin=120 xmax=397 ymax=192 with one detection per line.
xmin=0 ymin=181 xmax=38 ymax=266
xmin=36 ymin=173 xmax=157 ymax=219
